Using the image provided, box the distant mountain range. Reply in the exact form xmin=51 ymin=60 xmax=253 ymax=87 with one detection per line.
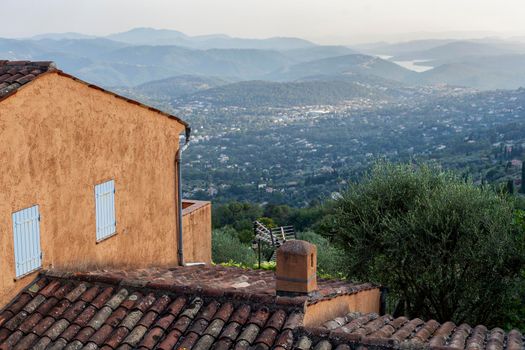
xmin=419 ymin=55 xmax=525 ymax=90
xmin=390 ymin=40 xmax=525 ymax=62
xmin=32 ymin=27 xmax=316 ymax=51
xmin=1 ymin=28 xmax=525 ymax=90
xmin=268 ymin=54 xmax=417 ymax=83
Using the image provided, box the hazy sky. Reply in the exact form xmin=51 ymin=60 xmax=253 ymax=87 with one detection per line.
xmin=2 ymin=0 xmax=525 ymax=44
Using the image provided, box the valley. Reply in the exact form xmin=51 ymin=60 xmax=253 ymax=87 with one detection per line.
xmin=3 ymin=28 xmax=525 ymax=206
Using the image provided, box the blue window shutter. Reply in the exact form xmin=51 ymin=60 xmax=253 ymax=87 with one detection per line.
xmin=95 ymin=180 xmax=116 ymax=241
xmin=12 ymin=205 xmax=42 ymax=278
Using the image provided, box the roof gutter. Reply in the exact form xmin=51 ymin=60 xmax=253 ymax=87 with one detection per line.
xmin=177 ymin=126 xmax=191 ymax=266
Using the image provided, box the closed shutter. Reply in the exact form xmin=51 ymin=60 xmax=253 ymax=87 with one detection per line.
xmin=95 ymin=180 xmax=117 ymax=241
xmin=12 ymin=205 xmax=42 ymax=278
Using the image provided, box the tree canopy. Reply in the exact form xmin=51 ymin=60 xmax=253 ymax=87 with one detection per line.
xmin=326 ymin=162 xmax=525 ymax=326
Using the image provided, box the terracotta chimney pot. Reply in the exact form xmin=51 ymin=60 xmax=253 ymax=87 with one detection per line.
xmin=276 ymin=240 xmax=317 ymax=295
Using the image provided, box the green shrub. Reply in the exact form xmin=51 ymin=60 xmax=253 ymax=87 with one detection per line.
xmin=327 ymin=161 xmax=525 ymax=327
xmin=212 ymin=227 xmax=257 ymax=266
xmin=297 ymin=231 xmax=347 ymax=279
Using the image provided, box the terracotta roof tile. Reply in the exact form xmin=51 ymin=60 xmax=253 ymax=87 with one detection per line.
xmin=3 ymin=311 xmax=28 ymax=331
xmin=137 ymin=310 xmax=157 ymax=328
xmin=120 ymin=310 xmax=144 ymax=330
xmin=59 ymin=324 xmax=82 ymax=342
xmin=74 ymin=325 xmax=95 ymax=343
xmin=155 ymin=313 xmax=176 ymax=330
xmin=178 ymin=331 xmax=200 ymax=349
xmin=220 ymin=321 xmax=244 ymax=340
xmin=156 ymin=329 xmax=182 ymax=350
xmin=203 ymin=318 xmax=225 ymax=337
xmin=148 ymin=294 xmax=171 ymax=314
xmin=36 ymin=297 xmax=59 ymax=315
xmin=64 ymin=284 xmax=87 ymax=303
xmin=89 ymin=324 xmax=113 ymax=346
xmin=0 ymin=312 xmax=13 ymax=328
xmin=255 ymin=326 xmax=279 ymax=347
xmin=137 ymin=326 xmax=164 ymax=349
xmin=73 ymin=305 xmax=97 ymax=327
xmin=18 ymin=312 xmax=42 ymax=333
xmin=38 ymin=280 xmax=62 ymax=298
xmin=79 ymin=286 xmax=101 ymax=303
xmin=189 ymin=318 xmax=210 ymax=335
xmin=192 ymin=333 xmax=215 ymax=350
xmin=32 ymin=336 xmax=53 ymax=350
xmin=166 ymin=296 xmax=187 ymax=316
xmin=213 ymin=337 xmax=233 ymax=350
xmin=104 ymin=326 xmax=129 ymax=348
xmin=108 ymin=307 xmax=132 ymax=327
xmin=13 ymin=332 xmax=38 ymax=349
xmin=274 ymin=328 xmax=294 ymax=349
xmin=214 ymin=302 xmax=234 ymax=322
xmin=91 ymin=287 xmax=115 ymax=309
xmin=248 ymin=307 xmax=270 ymax=328
xmin=229 ymin=304 xmax=251 ymax=325
xmin=32 ymin=316 xmax=56 ymax=336
xmin=5 ymin=294 xmax=31 ymax=315
xmin=0 ymin=329 xmax=10 ymax=343
xmin=172 ymin=315 xmax=193 ymax=333
xmin=62 ymin=301 xmax=87 ymax=323
xmin=119 ymin=292 xmax=140 ymax=310
xmin=48 ymin=299 xmax=71 ymax=318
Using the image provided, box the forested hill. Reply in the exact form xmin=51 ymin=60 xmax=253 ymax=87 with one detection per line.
xmin=173 ymin=78 xmax=414 ymax=107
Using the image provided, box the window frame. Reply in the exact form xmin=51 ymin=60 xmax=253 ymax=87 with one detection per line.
xmin=94 ymin=179 xmax=117 ymax=243
xmin=12 ymin=204 xmax=43 ymax=279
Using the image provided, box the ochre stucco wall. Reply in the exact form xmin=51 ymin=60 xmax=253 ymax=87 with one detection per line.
xmin=0 ymin=72 xmax=187 ymax=306
xmin=303 ymin=289 xmax=381 ymax=326
xmin=182 ymin=200 xmax=212 ymax=264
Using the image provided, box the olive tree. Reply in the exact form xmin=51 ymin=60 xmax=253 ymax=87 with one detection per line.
xmin=328 ymin=162 xmax=525 ymax=326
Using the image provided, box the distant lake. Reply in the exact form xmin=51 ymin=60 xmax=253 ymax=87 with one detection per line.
xmin=375 ymin=54 xmax=434 ymax=73
xmin=393 ymin=60 xmax=434 ymax=73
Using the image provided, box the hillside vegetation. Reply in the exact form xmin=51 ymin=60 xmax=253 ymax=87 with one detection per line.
xmin=211 ymin=162 xmax=525 ymax=330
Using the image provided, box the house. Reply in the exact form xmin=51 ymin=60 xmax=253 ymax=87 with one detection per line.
xmin=0 ymin=60 xmax=211 ymax=306
xmin=0 ymin=60 xmax=522 ymax=350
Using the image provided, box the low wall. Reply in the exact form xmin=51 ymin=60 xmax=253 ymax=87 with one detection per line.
xmin=303 ymin=288 xmax=382 ymax=326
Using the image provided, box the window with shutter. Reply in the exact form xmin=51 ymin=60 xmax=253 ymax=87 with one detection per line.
xmin=12 ymin=205 xmax=42 ymax=278
xmin=95 ymin=180 xmax=117 ymax=241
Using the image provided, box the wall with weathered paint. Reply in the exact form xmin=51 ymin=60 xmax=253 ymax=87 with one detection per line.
xmin=303 ymin=289 xmax=381 ymax=326
xmin=182 ymin=200 xmax=212 ymax=264
xmin=0 ymin=72 xmax=188 ymax=306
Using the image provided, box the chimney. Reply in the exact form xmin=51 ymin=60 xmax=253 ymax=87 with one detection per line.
xmin=276 ymin=240 xmax=317 ymax=295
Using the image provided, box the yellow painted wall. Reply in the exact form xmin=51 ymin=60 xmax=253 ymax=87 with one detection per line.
xmin=0 ymin=72 xmax=187 ymax=306
xmin=182 ymin=200 xmax=212 ymax=264
xmin=303 ymin=289 xmax=381 ymax=326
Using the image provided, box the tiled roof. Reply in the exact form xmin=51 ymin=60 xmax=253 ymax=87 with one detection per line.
xmin=0 ymin=271 xmax=304 ymax=350
xmin=67 ymin=265 xmax=377 ymax=305
xmin=297 ymin=312 xmax=525 ymax=350
xmin=0 ymin=60 xmax=56 ymax=99
xmin=0 ymin=268 xmax=522 ymax=350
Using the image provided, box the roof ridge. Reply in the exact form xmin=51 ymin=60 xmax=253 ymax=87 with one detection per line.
xmin=0 ymin=59 xmax=188 ymax=127
xmin=42 ymin=270 xmax=308 ymax=312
